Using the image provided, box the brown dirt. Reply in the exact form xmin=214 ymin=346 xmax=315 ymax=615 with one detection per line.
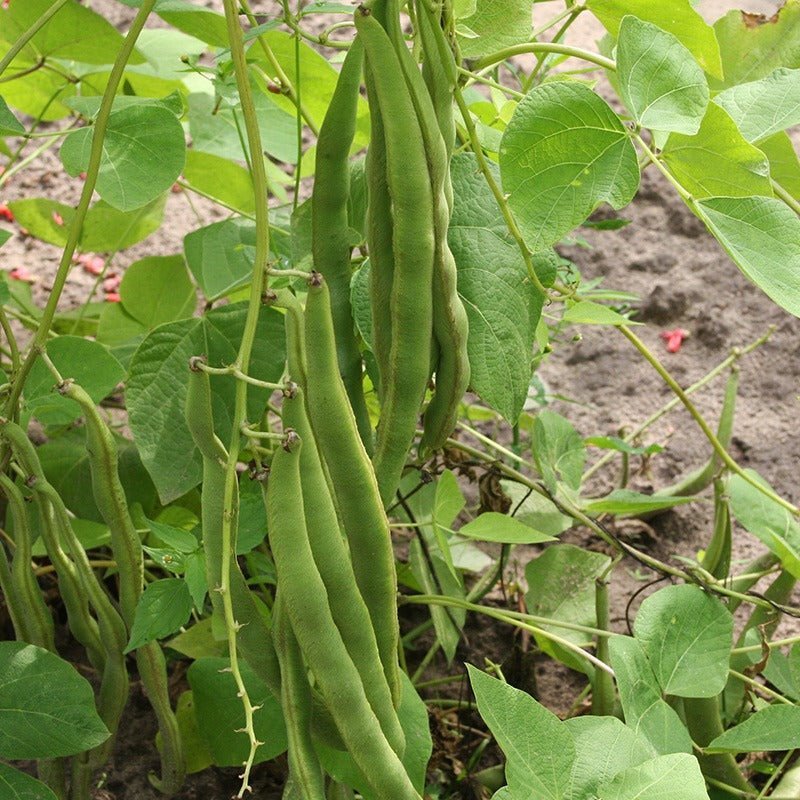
xmin=2 ymin=1 xmax=798 ymax=798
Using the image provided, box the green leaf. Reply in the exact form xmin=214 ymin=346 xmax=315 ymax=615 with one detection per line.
xmin=0 ymin=63 xmax=76 ymax=122
xmin=707 ymin=705 xmax=800 ymax=753
xmin=662 ymin=104 xmax=772 ymax=198
xmin=584 ymin=437 xmax=663 ymax=457
xmin=250 ymin=30 xmax=369 ymax=144
xmin=409 ymin=538 xmax=464 ymax=663
xmin=39 ymin=428 xmax=157 ymax=523
xmin=525 ymin=544 xmax=610 ymax=674
xmin=457 ymin=0 xmax=532 ymax=58
xmin=587 ymin=0 xmax=723 ymax=79
xmin=434 ymin=469 xmax=466 ymax=530
xmin=3 ymin=0 xmax=143 ymax=65
xmin=187 ymin=90 xmax=298 ymax=166
xmin=25 ymin=336 xmax=124 ymax=426
xmin=183 ymin=218 xmax=257 ymax=301
xmin=584 ymin=490 xmax=693 ymax=515
xmin=60 ymin=105 xmax=185 ymax=211
xmin=184 ymin=551 xmax=208 ymax=610
xmin=0 ymin=763 xmax=58 ymax=800
xmin=564 ymin=716 xmax=652 ymax=800
xmin=501 ymin=480 xmax=574 ymax=538
xmin=144 ymin=516 xmax=198 ymax=554
xmin=714 ymin=68 xmax=800 ymax=143
xmin=468 ymin=665 xmax=575 ymax=800
xmin=617 ymin=16 xmax=708 ymax=134
xmin=167 ymin=618 xmax=226 ymax=660
xmin=713 ymin=1 xmax=800 ymax=89
xmin=608 ymin=635 xmax=693 ymax=755
xmin=187 ymin=657 xmax=286 ymax=766
xmin=144 ymin=0 xmax=228 ymax=47
xmin=64 ymin=93 xmax=184 ymax=120
xmin=0 ymin=97 xmax=24 ymax=136
xmin=500 ymin=81 xmax=639 ymax=251
xmin=119 ymin=255 xmax=195 ymax=329
xmin=183 ymin=150 xmax=256 ymax=216
xmin=634 ymin=584 xmax=732 ymax=698
xmin=6 ymin=199 xmax=72 ymax=247
xmin=125 ymin=578 xmax=192 ymax=652
xmin=694 ymin=195 xmax=800 ymax=318
xmin=532 ymin=410 xmax=585 ymax=493
xmin=0 ymin=641 xmax=109 ymax=759
xmin=0 ymin=229 xmax=11 ymax=249
xmin=728 ymin=471 xmax=800 ymax=579
xmin=82 ymin=195 xmax=168 ymax=253
xmin=563 ymin=301 xmax=635 ymax=326
xmin=449 ymin=153 xmax=551 ymax=422
xmin=595 ymin=753 xmax=708 ymax=799
xmin=127 ymin=303 xmax=285 ymax=503
xmin=760 ymin=132 xmax=800 ymax=200
xmin=459 ymin=511 xmax=555 ymax=544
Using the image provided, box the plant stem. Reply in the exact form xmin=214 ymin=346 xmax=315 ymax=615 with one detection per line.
xmin=473 ymin=42 xmax=614 ymax=72
xmin=0 ymin=0 xmax=71 ymax=78
xmin=220 ymin=2 xmax=272 ymax=794
xmin=582 ymin=328 xmax=772 ymax=483
xmin=1 ymin=0 xmax=157 ymax=420
xmin=619 ymin=325 xmax=799 ymax=516
xmin=771 ymin=179 xmax=800 ymax=215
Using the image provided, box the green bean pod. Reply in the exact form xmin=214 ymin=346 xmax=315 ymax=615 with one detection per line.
xmin=278 ymin=288 xmax=403 ymax=750
xmin=184 ymin=361 xmax=282 ymax=698
xmin=363 ymin=3 xmax=396 ymax=401
xmin=273 ymin=593 xmax=326 ymax=800
xmin=302 ymin=276 xmax=402 ymax=706
xmin=385 ymin=0 xmax=469 ymax=455
xmin=265 ymin=431 xmax=420 ymax=800
xmin=356 ymin=4 xmax=437 ymax=506
xmin=312 ymin=38 xmax=373 ymax=453
xmin=0 ymin=420 xmax=105 ymax=668
xmin=283 ymin=382 xmax=404 ymax=754
xmin=59 ymin=381 xmax=185 ymax=795
xmin=0 ymin=472 xmax=55 ymax=651
xmin=35 ymin=479 xmax=130 ymax=755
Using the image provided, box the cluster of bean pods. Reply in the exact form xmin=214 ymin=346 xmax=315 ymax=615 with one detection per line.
xmin=0 ymin=388 xmax=184 ymax=800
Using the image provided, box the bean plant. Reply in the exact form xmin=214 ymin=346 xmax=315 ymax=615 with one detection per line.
xmin=1 ymin=0 xmax=800 ymax=798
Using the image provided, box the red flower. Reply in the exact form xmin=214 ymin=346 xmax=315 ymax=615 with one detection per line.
xmin=52 ymin=211 xmax=64 ymax=226
xmin=105 ymin=292 xmax=121 ymax=303
xmin=0 ymin=205 xmax=14 ymax=222
xmin=660 ymin=328 xmax=689 ymax=353
xmin=103 ymin=273 xmax=121 ymax=293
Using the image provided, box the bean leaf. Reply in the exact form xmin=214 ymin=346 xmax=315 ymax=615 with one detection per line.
xmin=125 ymin=578 xmax=193 ymax=653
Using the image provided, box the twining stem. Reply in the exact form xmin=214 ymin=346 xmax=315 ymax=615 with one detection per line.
xmin=472 ymin=42 xmax=615 ymax=72
xmin=582 ymin=328 xmax=773 ymax=482
xmin=446 ymin=436 xmax=798 ymax=617
xmin=239 ymin=0 xmax=319 ymax=136
xmin=1 ymin=0 xmax=157 ymax=419
xmin=449 ymin=69 xmax=550 ymax=297
xmin=772 ymin=179 xmax=800 ymax=215
xmin=220 ymin=2 xmax=272 ymax=794
xmin=619 ymin=325 xmax=800 ymax=516
xmin=401 ymin=593 xmax=614 ymax=675
xmin=0 ymin=0 xmax=71 ymax=78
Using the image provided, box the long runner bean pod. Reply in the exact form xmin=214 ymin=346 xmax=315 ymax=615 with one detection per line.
xmin=273 ymin=593 xmax=326 ymax=800
xmin=363 ymin=1 xmax=396 ymax=401
xmin=58 ymin=381 xmax=185 ymax=795
xmin=356 ymin=3 xmax=437 ymax=506
xmin=0 ymin=421 xmax=104 ymax=668
xmin=312 ymin=39 xmax=373 ymax=452
xmin=384 ymin=0 xmax=469 ymax=455
xmin=2 ymin=425 xmax=129 ymax=778
xmin=185 ymin=361 xmax=281 ymax=698
xmin=302 ymin=275 xmax=402 ymax=706
xmin=278 ymin=292 xmax=404 ymax=751
xmin=0 ymin=472 xmax=55 ymax=651
xmin=265 ymin=430 xmax=421 ymax=800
